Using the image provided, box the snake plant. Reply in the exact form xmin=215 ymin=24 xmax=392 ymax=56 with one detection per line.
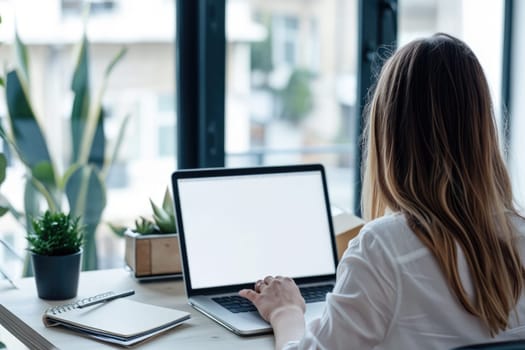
xmin=0 ymin=29 xmax=128 ymax=274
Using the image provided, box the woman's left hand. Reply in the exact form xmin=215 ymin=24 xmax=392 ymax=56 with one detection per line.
xmin=239 ymin=275 xmax=306 ymax=323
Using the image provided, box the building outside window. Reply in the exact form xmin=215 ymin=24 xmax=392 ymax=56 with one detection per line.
xmin=226 ymin=0 xmax=359 ymax=213
xmin=273 ymin=15 xmax=300 ymax=67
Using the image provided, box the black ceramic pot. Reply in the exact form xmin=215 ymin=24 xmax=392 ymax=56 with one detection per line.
xmin=31 ymin=250 xmax=82 ymax=300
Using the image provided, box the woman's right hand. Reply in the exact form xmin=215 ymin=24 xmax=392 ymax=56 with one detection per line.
xmin=239 ymin=275 xmax=305 ymax=323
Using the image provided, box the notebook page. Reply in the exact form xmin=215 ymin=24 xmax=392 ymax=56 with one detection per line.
xmin=43 ymin=298 xmax=190 ymax=338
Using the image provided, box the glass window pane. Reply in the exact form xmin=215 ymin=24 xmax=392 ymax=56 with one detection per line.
xmin=225 ymin=0 xmax=359 ymax=212
xmin=509 ymin=2 xmax=525 ymax=207
xmin=0 ymin=0 xmax=177 ymax=272
xmin=399 ymin=0 xmax=505 ymax=128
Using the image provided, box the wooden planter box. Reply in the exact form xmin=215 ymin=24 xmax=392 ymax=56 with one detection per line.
xmin=124 ymin=230 xmax=182 ymax=279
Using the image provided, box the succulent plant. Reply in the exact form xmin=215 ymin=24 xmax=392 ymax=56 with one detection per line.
xmin=109 ymin=187 xmax=176 ymax=236
xmin=27 ymin=211 xmax=84 ymax=256
xmin=133 ymin=217 xmax=156 ymax=235
xmin=149 ymin=188 xmax=177 ymax=233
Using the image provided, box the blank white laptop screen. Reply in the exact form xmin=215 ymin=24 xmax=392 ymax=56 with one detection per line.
xmin=177 ymin=171 xmax=336 ymax=289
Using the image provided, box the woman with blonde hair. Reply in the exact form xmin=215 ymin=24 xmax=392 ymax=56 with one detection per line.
xmin=239 ymin=33 xmax=525 ymax=349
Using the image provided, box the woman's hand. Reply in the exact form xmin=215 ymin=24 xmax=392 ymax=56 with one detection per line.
xmin=239 ymin=275 xmax=306 ymax=323
xmin=240 ymin=276 xmax=306 ymax=349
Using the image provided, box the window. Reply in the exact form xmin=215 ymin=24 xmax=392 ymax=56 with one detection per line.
xmin=398 ymin=0 xmax=505 ymax=129
xmin=273 ymin=15 xmax=300 ymax=67
xmin=62 ymin=0 xmax=117 ymax=17
xmin=509 ymin=2 xmax=525 ymax=207
xmin=1 ymin=0 xmax=514 ymax=279
xmin=225 ymin=0 xmax=359 ymax=212
xmin=158 ymin=94 xmax=177 ymax=157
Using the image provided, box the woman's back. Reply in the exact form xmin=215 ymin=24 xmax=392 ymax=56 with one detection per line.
xmin=376 ymin=215 xmax=525 ymax=349
xmin=292 ymin=214 xmax=525 ymax=350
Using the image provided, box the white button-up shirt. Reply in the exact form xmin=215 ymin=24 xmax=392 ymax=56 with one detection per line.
xmin=284 ymin=213 xmax=525 ymax=350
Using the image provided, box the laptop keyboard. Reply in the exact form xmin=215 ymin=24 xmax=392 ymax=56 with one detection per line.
xmin=212 ymin=284 xmax=334 ymax=314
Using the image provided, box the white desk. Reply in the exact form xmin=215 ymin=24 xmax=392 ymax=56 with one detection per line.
xmin=0 ymin=269 xmax=274 ymax=349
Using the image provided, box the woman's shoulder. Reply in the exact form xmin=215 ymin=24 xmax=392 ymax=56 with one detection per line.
xmin=359 ymin=213 xmax=415 ymax=242
xmin=348 ymin=213 xmax=426 ymax=258
xmin=362 ymin=213 xmax=407 ymax=232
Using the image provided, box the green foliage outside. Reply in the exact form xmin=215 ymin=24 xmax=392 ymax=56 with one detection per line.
xmin=251 ymin=14 xmax=273 ymax=74
xmin=250 ymin=14 xmax=314 ymax=125
xmin=0 ymin=21 xmax=128 ymax=273
xmin=279 ymin=69 xmax=314 ymax=125
xmin=27 ymin=211 xmax=84 ymax=256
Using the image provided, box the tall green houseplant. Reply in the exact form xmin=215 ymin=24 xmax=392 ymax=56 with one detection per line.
xmin=0 ymin=29 xmax=127 ymax=273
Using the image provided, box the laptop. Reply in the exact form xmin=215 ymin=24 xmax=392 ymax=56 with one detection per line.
xmin=171 ymin=164 xmax=339 ymax=335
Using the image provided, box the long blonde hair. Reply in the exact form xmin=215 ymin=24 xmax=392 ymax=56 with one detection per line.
xmin=362 ymin=33 xmax=525 ymax=335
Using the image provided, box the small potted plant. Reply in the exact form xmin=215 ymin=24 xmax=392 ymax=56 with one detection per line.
xmin=27 ymin=211 xmax=84 ymax=300
xmin=123 ymin=188 xmax=181 ymax=279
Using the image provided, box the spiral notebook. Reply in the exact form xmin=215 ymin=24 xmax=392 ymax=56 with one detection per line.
xmin=42 ymin=292 xmax=191 ymax=347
